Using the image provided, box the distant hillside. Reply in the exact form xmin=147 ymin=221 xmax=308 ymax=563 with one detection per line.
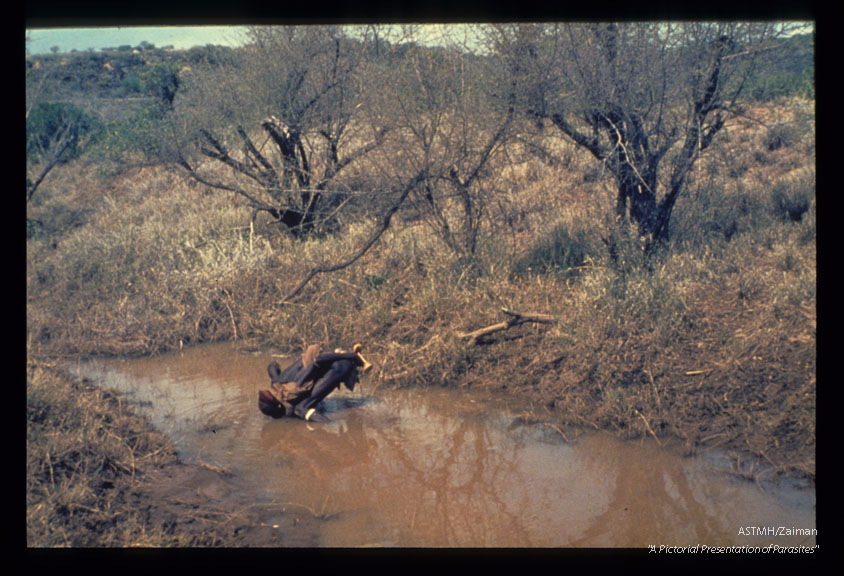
xmin=26 ymin=31 xmax=814 ymax=125
xmin=25 ymin=26 xmax=248 ymax=55
xmin=26 ymin=44 xmax=238 ymax=122
xmin=747 ymin=31 xmax=814 ymax=100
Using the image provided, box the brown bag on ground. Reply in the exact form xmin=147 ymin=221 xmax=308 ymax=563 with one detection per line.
xmin=275 ymin=379 xmax=314 ymax=407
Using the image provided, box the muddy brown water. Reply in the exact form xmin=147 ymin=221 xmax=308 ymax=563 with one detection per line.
xmin=73 ymin=343 xmax=816 ymax=548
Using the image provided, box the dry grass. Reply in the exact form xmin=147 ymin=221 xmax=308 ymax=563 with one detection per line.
xmin=26 ymin=359 xmax=316 ymax=547
xmin=27 ymin=96 xmax=816 ymax=524
xmin=26 ymin=360 xmax=178 ymax=546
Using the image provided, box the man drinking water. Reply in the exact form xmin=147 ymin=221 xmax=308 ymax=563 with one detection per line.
xmin=259 ymin=344 xmax=372 ymax=422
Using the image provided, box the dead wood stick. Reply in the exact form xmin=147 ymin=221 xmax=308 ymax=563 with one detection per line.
xmin=684 ymin=369 xmax=714 ymax=376
xmin=500 ymin=308 xmax=555 ymax=323
xmin=634 ymin=409 xmax=663 ymax=447
xmin=457 ymin=307 xmax=555 ymax=343
xmin=543 ymin=422 xmax=570 ymax=443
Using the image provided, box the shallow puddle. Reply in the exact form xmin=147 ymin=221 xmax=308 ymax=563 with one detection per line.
xmin=73 ymin=343 xmax=816 ymax=548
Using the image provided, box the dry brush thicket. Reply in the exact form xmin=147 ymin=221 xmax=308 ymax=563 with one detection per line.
xmin=27 ymin=91 xmax=815 ymax=477
xmin=27 ymin=25 xmax=816 ymax=547
xmin=28 ymin=30 xmax=818 ymax=545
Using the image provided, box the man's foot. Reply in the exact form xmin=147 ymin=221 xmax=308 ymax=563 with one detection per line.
xmin=294 ymin=405 xmax=331 ymax=423
xmin=305 ymin=409 xmax=331 ymax=423
xmin=353 ymin=344 xmax=373 ymax=373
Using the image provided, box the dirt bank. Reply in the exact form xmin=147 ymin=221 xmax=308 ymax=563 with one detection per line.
xmin=27 ymin=323 xmax=813 ymax=548
xmin=26 ymin=362 xmax=320 ymax=547
xmin=126 ymin=459 xmax=321 ymax=547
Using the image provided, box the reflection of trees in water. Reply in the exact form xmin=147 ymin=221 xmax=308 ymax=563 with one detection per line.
xmin=381 ymin=419 xmax=525 ymax=545
xmin=567 ymin=436 xmax=724 ymax=547
xmin=81 ymin=354 xmax=797 ymax=548
xmin=259 ymin=393 xmax=540 ymax=546
xmin=265 ymin=396 xmax=730 ymax=547
xmin=359 ymin=398 xmax=537 ymax=546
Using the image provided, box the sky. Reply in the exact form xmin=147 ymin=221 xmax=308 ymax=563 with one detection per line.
xmin=26 ymin=21 xmax=813 ymax=57
xmin=24 ymin=24 xmax=477 ymax=56
xmin=25 ymin=26 xmax=250 ymax=55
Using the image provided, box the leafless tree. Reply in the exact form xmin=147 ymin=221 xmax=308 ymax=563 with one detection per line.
xmin=489 ymin=22 xmax=799 ymax=252
xmin=367 ymin=25 xmax=518 ymax=268
xmin=168 ymin=25 xmax=388 ymax=237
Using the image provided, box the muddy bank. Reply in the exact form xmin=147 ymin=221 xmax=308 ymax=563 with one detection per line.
xmin=126 ymin=460 xmax=321 ymax=547
xmin=28 ymin=308 xmax=815 ymax=548
xmin=26 ymin=361 xmax=319 ymax=547
xmin=53 ymin=343 xmax=815 ymax=548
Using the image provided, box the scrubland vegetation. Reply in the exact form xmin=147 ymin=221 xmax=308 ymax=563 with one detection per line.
xmin=27 ymin=24 xmax=815 ymax=546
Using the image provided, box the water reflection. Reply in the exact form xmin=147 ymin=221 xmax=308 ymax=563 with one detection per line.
xmin=566 ymin=436 xmax=723 ymax=547
xmin=74 ymin=343 xmax=815 ymax=548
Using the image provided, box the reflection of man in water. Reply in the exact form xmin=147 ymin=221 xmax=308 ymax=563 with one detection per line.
xmin=260 ymin=408 xmax=375 ymax=484
xmin=260 ymin=344 xmax=372 ymax=422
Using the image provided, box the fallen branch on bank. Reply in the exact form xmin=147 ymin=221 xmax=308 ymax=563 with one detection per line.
xmin=457 ymin=308 xmax=556 ymax=344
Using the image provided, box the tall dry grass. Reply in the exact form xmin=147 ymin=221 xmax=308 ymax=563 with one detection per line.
xmin=27 ymin=99 xmax=815 ymax=480
xmin=26 ymin=360 xmax=179 ymax=546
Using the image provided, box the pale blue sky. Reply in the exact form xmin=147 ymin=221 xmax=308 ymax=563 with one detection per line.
xmin=25 ymin=24 xmax=482 ymax=55
xmin=25 ymin=26 xmax=250 ymax=55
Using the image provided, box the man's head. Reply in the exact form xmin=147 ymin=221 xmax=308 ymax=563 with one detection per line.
xmin=258 ymin=389 xmax=287 ymax=418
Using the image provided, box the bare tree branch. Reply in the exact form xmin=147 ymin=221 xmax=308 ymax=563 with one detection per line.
xmin=280 ymin=170 xmax=426 ymax=303
xmin=177 ymin=155 xmax=276 ymax=212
